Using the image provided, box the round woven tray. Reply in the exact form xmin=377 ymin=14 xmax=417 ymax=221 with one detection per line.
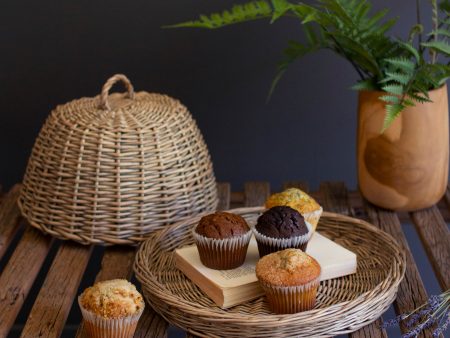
xmin=134 ymin=207 xmax=406 ymax=338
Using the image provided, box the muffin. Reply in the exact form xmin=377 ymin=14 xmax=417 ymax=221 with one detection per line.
xmin=193 ymin=211 xmax=252 ymax=270
xmin=265 ymin=188 xmax=323 ymax=232
xmin=78 ymin=279 xmax=145 ymax=338
xmin=256 ymin=248 xmax=321 ymax=314
xmin=253 ymin=206 xmax=312 ymax=257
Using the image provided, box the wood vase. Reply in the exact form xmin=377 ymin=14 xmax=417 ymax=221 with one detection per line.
xmin=357 ymin=85 xmax=449 ymax=211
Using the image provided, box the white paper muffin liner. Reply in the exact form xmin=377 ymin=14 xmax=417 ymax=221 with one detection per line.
xmin=302 ymin=207 xmax=323 ymax=232
xmin=259 ymin=275 xmax=321 ymax=314
xmin=193 ymin=229 xmax=252 ymax=270
xmin=252 ymin=220 xmax=313 ymax=257
xmin=78 ymin=296 xmax=144 ymax=338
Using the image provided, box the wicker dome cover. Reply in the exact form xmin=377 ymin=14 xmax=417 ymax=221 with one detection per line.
xmin=19 ymin=74 xmax=218 ymax=245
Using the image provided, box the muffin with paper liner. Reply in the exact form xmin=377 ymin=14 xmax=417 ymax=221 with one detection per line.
xmin=253 ymin=206 xmax=313 ymax=257
xmin=265 ymin=188 xmax=323 ymax=232
xmin=193 ymin=211 xmax=252 ymax=270
xmin=256 ymin=248 xmax=321 ymax=314
xmin=78 ymin=279 xmax=145 ymax=338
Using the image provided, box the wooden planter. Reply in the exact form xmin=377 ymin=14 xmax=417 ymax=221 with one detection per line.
xmin=357 ymin=85 xmax=449 ymax=211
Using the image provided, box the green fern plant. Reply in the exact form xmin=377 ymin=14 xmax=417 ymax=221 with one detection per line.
xmin=168 ymin=0 xmax=450 ymax=131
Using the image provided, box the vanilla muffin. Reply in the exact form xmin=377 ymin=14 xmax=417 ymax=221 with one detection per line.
xmin=256 ymin=248 xmax=321 ymax=314
xmin=79 ymin=279 xmax=145 ymax=338
xmin=265 ymin=188 xmax=323 ymax=232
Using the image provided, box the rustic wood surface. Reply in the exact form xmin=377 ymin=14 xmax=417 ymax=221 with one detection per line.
xmin=365 ymin=204 xmax=434 ymax=338
xmin=0 ymin=226 xmax=53 ymax=337
xmin=410 ymin=207 xmax=450 ymax=290
xmin=21 ymin=243 xmax=92 ymax=338
xmin=0 ymin=181 xmax=448 ymax=338
xmin=320 ymin=182 xmax=386 ymax=338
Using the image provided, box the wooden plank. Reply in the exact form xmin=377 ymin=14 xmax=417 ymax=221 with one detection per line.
xmin=319 ymin=181 xmax=353 ymax=216
xmin=282 ymin=181 xmax=309 ymax=192
xmin=0 ymin=226 xmax=53 ymax=337
xmin=410 ymin=206 xmax=450 ymax=290
xmin=21 ymin=243 xmax=92 ymax=338
xmin=0 ymin=185 xmax=23 ymax=260
xmin=244 ymin=182 xmax=270 ymax=207
xmin=134 ymin=310 xmax=167 ymax=338
xmin=94 ymin=246 xmax=135 ymax=282
xmin=350 ymin=318 xmax=387 ymax=338
xmin=364 ymin=201 xmax=433 ymax=337
xmin=216 ymin=182 xmax=230 ymax=211
xmin=322 ymin=182 xmax=387 ymax=338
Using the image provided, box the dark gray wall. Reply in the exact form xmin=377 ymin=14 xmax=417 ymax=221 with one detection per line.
xmin=0 ymin=1 xmax=440 ymax=192
xmin=1 ymin=3 xmax=447 ymax=338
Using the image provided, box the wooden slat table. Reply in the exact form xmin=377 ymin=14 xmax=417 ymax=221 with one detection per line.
xmin=0 ymin=181 xmax=448 ymax=338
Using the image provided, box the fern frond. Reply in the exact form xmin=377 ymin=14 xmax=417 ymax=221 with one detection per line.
xmin=381 ymin=84 xmax=404 ymax=96
xmin=429 ymin=28 xmax=450 ymax=38
xmin=380 ymin=71 xmax=411 ymax=85
xmin=379 ymin=95 xmax=400 ymax=104
xmin=408 ymin=24 xmax=424 ymax=43
xmin=382 ymin=103 xmax=404 ymax=132
xmin=384 ymin=57 xmax=416 ymax=73
xmin=408 ymin=92 xmax=433 ymax=103
xmin=422 ymin=41 xmax=450 ymax=56
xmin=164 ymin=1 xmax=273 ymax=29
xmin=397 ymin=41 xmax=420 ymax=62
xmin=271 ymin=0 xmax=292 ymax=22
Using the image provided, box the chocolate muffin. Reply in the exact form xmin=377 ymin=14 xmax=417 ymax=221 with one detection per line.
xmin=255 ymin=206 xmax=308 ymax=239
xmin=265 ymin=188 xmax=323 ymax=232
xmin=253 ymin=206 xmax=312 ymax=257
xmin=193 ymin=212 xmax=252 ymax=270
xmin=196 ymin=212 xmax=249 ymax=239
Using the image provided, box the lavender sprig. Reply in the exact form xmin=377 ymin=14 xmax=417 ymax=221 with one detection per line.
xmin=381 ymin=290 xmax=449 ymax=338
xmin=432 ymin=313 xmax=449 ymax=337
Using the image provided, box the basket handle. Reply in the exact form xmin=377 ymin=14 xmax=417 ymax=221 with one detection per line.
xmin=99 ymin=74 xmax=135 ymax=110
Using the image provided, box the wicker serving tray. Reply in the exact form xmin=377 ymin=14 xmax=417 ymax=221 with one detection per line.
xmin=134 ymin=207 xmax=406 ymax=338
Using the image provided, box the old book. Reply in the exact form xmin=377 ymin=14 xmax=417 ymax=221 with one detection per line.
xmin=175 ymin=232 xmax=357 ymax=308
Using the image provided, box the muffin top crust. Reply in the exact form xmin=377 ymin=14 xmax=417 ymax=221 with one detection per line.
xmin=195 ymin=212 xmax=250 ymax=239
xmin=265 ymin=188 xmax=321 ymax=214
xmin=255 ymin=206 xmax=309 ymax=239
xmin=255 ymin=248 xmax=321 ymax=286
xmin=79 ymin=279 xmax=144 ymax=318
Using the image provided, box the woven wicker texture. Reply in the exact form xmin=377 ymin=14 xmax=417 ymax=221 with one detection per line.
xmin=134 ymin=207 xmax=406 ymax=338
xmin=19 ymin=74 xmax=218 ymax=245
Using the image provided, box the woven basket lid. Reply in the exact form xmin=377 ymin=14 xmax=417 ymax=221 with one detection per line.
xmin=19 ymin=74 xmax=218 ymax=245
